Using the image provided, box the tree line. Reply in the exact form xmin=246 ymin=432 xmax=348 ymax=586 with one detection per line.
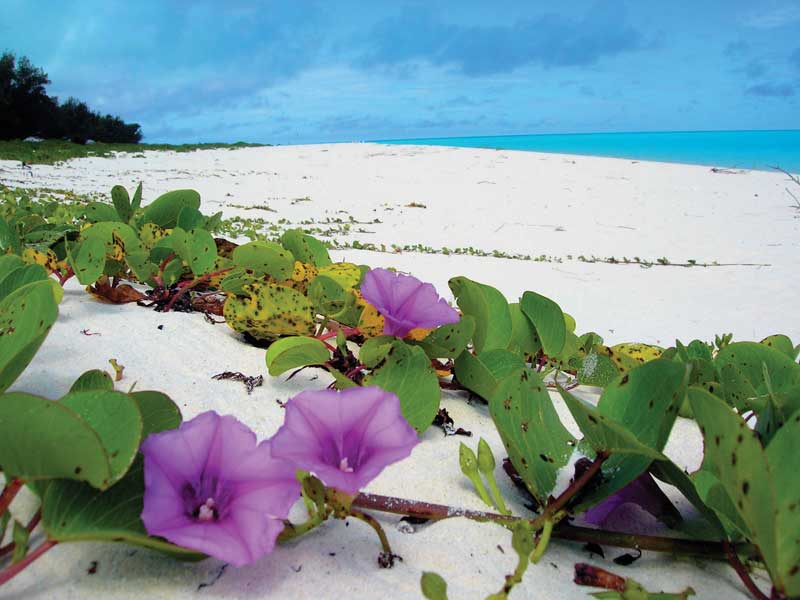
xmin=0 ymin=52 xmax=142 ymax=144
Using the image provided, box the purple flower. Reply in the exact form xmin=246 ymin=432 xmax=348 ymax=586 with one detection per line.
xmin=360 ymin=267 xmax=460 ymax=338
xmin=270 ymin=386 xmax=420 ymax=495
xmin=140 ymin=411 xmax=301 ymax=566
xmin=582 ymin=472 xmax=681 ymax=534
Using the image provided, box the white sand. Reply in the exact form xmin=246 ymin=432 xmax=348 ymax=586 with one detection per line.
xmin=1 ymin=144 xmax=796 ymax=598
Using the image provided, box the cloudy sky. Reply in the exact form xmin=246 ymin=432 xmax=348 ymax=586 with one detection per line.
xmin=3 ymin=1 xmax=799 ymax=143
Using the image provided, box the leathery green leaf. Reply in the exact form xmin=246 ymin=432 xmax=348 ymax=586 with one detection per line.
xmin=69 ymin=237 xmax=106 ymax=285
xmin=223 ymin=282 xmax=315 ymax=340
xmin=280 ymin=228 xmax=332 ymax=267
xmin=69 ymin=369 xmax=115 ymax=393
xmin=140 ymin=189 xmax=201 ymax=229
xmin=689 ymin=387 xmax=778 ymax=579
xmin=448 ymin=276 xmax=511 ymax=354
xmin=520 ymin=290 xmax=566 ymax=357
xmin=266 ymin=336 xmax=331 ymax=376
xmin=489 ymin=368 xmax=575 ymax=504
xmin=111 ymin=185 xmax=133 ymax=223
xmin=364 ymin=339 xmax=439 ymax=433
xmin=60 ymin=390 xmax=143 ymax=485
xmin=42 ymin=458 xmax=204 ymax=560
xmin=232 ymin=240 xmax=295 ymax=280
xmin=417 ymin=315 xmax=475 ymax=359
xmin=454 ymin=349 xmax=525 ymax=401
xmin=0 ymin=392 xmax=111 ymax=487
xmin=765 ymin=408 xmax=800 ymax=597
xmin=0 ymin=280 xmax=59 ymax=393
xmin=129 ymin=391 xmax=182 ymax=439
xmin=570 ymin=360 xmax=686 ymax=511
xmin=557 ymin=388 xmax=664 ymax=460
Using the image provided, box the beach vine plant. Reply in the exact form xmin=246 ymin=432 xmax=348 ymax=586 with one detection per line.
xmin=1 ymin=183 xmax=799 ymax=598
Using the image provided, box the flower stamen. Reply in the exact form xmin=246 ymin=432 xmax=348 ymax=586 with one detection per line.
xmin=196 ymin=497 xmax=218 ymax=521
xmin=339 ymin=457 xmax=354 ymax=473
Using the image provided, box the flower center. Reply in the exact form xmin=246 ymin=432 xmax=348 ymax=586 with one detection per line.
xmin=338 ymin=457 xmax=354 ymax=473
xmin=182 ymin=478 xmax=231 ymax=522
xmin=196 ymin=497 xmax=218 ymax=522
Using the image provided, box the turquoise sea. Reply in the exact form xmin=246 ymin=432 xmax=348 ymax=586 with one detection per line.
xmin=375 ymin=129 xmax=800 ymax=173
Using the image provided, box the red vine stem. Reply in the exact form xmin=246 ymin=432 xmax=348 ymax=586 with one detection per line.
xmin=350 ymin=493 xmax=757 ymax=562
xmin=545 ymin=451 xmax=607 ymax=517
xmin=723 ymin=541 xmax=771 ymax=600
xmin=0 ymin=540 xmax=56 ymax=586
xmin=162 ymin=266 xmax=233 ymax=313
xmin=0 ymin=479 xmax=23 ymax=516
xmin=317 ymin=327 xmax=360 ymax=342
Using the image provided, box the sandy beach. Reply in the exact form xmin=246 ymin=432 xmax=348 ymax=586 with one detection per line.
xmin=1 ymin=144 xmax=798 ymax=598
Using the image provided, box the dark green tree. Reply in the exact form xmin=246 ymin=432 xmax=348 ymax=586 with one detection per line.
xmin=0 ymin=51 xmax=142 ymax=143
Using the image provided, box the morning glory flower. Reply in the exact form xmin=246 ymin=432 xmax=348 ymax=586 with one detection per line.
xmin=360 ymin=267 xmax=460 ymax=338
xmin=582 ymin=472 xmax=680 ymax=534
xmin=140 ymin=411 xmax=301 ymax=566
xmin=270 ymin=386 xmax=420 ymax=495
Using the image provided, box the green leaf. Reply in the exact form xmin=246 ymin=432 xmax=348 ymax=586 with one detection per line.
xmin=489 ymin=369 xmax=575 ymax=504
xmin=59 ymin=390 xmax=143 ymax=485
xmin=232 ymin=240 xmax=295 ymax=280
xmin=520 ymin=290 xmax=566 ymax=357
xmin=161 ymin=257 xmax=185 ymax=287
xmin=308 ymin=275 xmax=348 ymax=316
xmin=176 ymin=206 xmax=205 ymax=230
xmin=111 ymin=185 xmax=133 ymax=223
xmin=0 ymin=216 xmax=21 ymax=254
xmin=0 ymin=280 xmax=59 ymax=393
xmin=11 ymin=518 xmax=29 ymax=564
xmin=717 ymin=342 xmax=800 ymax=396
xmin=765 ymin=408 xmax=800 ymax=597
xmin=280 ymin=228 xmax=332 ymax=266
xmin=41 ymin=458 xmax=204 ymax=560
xmin=83 ymin=202 xmax=121 ymax=223
xmin=650 ymin=460 xmax=726 ymax=537
xmin=448 ymin=276 xmax=511 ymax=354
xmin=0 ymin=263 xmax=48 ymax=303
xmin=761 ymin=334 xmax=797 ymax=361
xmin=420 ymin=572 xmax=449 ymax=600
xmin=359 ymin=335 xmax=395 ymax=368
xmin=598 ymin=360 xmax=686 ymax=450
xmin=265 ymin=336 xmax=331 ymax=376
xmin=140 ymin=189 xmax=201 ymax=229
xmin=454 ymin=349 xmax=525 ymax=401
xmin=129 ymin=391 xmax=182 ymax=439
xmin=557 ymin=389 xmax=665 ymax=459
xmin=0 ymin=392 xmax=112 ymax=487
xmin=688 ymin=387 xmax=778 ymax=578
xmin=318 ymin=263 xmax=362 ymax=289
xmin=573 ymin=360 xmax=685 ymax=510
xmin=186 ymin=228 xmax=217 ymax=276
xmin=68 ymin=237 xmax=106 ymax=285
xmin=507 ymin=302 xmax=541 ymax=359
xmin=130 ymin=182 xmax=143 ymax=212
xmin=223 ymin=282 xmax=315 ymax=340
xmin=576 ymin=350 xmax=619 ymax=387
xmin=364 ymin=340 xmax=440 ymax=433
xmin=690 ymin=469 xmax=749 ymax=538
xmin=0 ymin=255 xmax=24 ymax=278
xmin=417 ymin=315 xmax=475 ymax=359
xmin=69 ymin=369 xmax=115 ymax=393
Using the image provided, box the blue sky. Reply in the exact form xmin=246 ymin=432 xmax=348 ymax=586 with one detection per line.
xmin=3 ymin=1 xmax=799 ymax=143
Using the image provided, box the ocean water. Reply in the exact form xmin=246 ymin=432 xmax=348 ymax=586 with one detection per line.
xmin=376 ymin=129 xmax=800 ymax=173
